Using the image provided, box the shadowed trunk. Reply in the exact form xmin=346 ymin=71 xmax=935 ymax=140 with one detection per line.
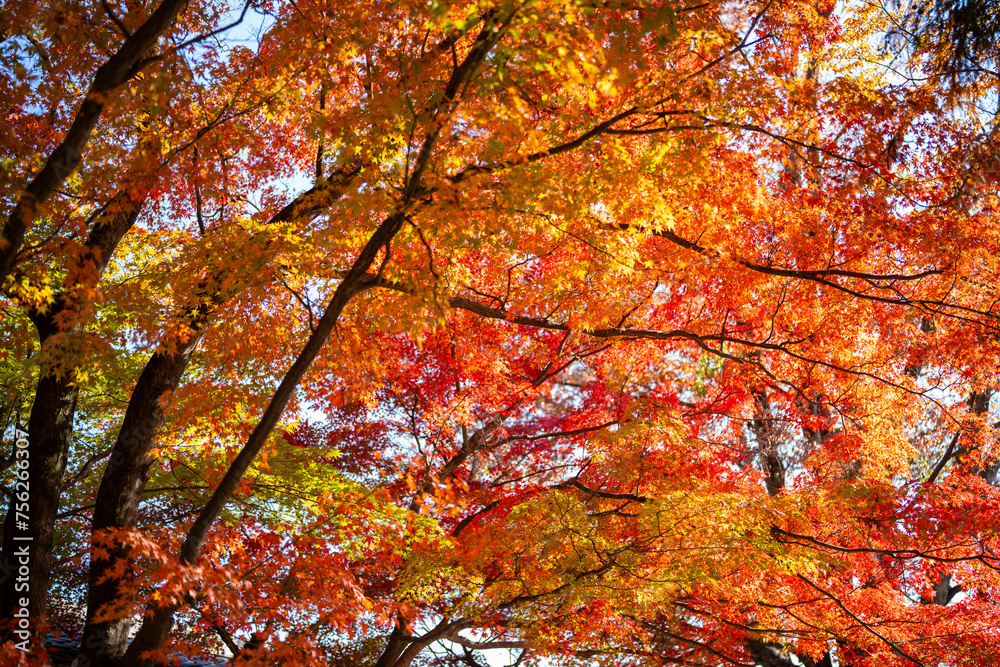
xmin=76 ymin=330 xmax=208 ymax=664
xmin=0 ymin=366 xmax=78 ymax=626
xmin=373 ymin=627 xmax=412 ymax=667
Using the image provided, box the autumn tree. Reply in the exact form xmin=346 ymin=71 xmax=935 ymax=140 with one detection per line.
xmin=1 ymin=0 xmax=999 ymax=666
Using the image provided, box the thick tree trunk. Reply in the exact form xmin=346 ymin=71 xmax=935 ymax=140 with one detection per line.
xmin=0 ymin=370 xmax=78 ymax=626
xmin=76 ymin=334 xmax=206 ymax=665
xmin=372 ymin=628 xmax=412 ymax=667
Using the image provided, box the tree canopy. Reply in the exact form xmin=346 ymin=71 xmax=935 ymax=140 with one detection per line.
xmin=1 ymin=0 xmax=999 ymax=665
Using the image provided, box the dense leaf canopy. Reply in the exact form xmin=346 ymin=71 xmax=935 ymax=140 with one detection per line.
xmin=1 ymin=0 xmax=999 ymax=666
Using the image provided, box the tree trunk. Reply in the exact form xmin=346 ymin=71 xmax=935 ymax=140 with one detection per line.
xmin=76 ymin=333 xmax=206 ymax=665
xmin=0 ymin=370 xmax=78 ymax=626
xmin=752 ymin=389 xmax=785 ymax=496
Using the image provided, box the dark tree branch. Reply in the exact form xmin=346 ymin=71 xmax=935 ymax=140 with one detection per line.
xmin=0 ymin=0 xmax=187 ymax=278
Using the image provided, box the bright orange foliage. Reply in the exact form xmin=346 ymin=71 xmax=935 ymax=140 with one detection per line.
xmin=1 ymin=0 xmax=999 ymax=666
